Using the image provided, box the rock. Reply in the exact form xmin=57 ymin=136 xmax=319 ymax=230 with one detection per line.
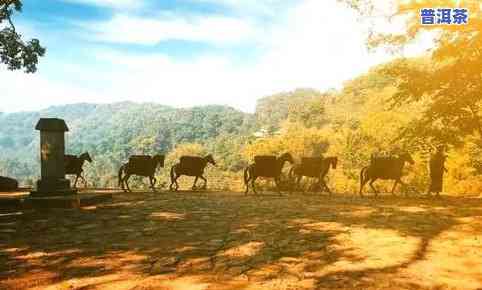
xmin=0 ymin=176 xmax=18 ymax=191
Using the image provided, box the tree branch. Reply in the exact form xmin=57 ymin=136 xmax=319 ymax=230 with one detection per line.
xmin=6 ymin=10 xmax=16 ymax=33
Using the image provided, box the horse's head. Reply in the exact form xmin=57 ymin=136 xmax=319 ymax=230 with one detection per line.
xmin=400 ymin=152 xmax=415 ymax=165
xmin=279 ymin=152 xmax=294 ymax=164
xmin=205 ymin=154 xmax=216 ymax=166
xmin=153 ymin=154 xmax=165 ymax=167
xmin=328 ymin=156 xmax=338 ymax=169
xmin=81 ymin=152 xmax=93 ymax=163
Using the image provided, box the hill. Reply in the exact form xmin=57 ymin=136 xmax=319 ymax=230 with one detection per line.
xmin=2 ymin=58 xmax=482 ymax=194
xmin=0 ymin=102 xmax=256 ymax=185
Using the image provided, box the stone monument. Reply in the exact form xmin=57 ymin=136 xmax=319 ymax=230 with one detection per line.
xmin=30 ymin=118 xmax=76 ymax=196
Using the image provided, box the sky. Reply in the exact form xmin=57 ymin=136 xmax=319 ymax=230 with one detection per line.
xmin=0 ymin=0 xmax=432 ymax=113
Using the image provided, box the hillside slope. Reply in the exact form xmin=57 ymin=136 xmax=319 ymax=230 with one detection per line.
xmin=0 ymin=102 xmax=256 ymax=183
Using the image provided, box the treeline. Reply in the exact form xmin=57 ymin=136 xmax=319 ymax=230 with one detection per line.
xmin=1 ymin=57 xmax=482 ymax=195
xmin=0 ymin=102 xmax=255 ymax=187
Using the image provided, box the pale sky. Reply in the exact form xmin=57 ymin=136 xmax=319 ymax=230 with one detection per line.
xmin=0 ymin=0 xmax=432 ymax=113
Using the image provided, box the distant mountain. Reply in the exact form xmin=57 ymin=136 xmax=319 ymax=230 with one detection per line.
xmin=0 ymin=90 xmax=330 ymax=185
xmin=2 ymin=101 xmax=257 ymax=152
xmin=0 ymin=102 xmax=257 ymax=182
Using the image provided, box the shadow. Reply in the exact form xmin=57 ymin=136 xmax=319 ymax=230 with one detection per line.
xmin=1 ymin=191 xmax=482 ymax=289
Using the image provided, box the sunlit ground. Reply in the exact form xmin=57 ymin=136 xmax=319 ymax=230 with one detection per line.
xmin=1 ymin=190 xmax=482 ymax=289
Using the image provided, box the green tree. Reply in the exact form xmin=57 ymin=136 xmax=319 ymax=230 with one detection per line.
xmin=341 ymin=0 xmax=482 ymax=146
xmin=0 ymin=0 xmax=45 ymax=73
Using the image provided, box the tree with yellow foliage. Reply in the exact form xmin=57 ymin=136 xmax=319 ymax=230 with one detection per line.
xmin=341 ymin=0 xmax=482 ymax=146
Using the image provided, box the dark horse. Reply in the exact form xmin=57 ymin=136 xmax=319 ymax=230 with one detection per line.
xmin=244 ymin=152 xmax=294 ymax=195
xmin=359 ymin=152 xmax=414 ymax=197
xmin=170 ymin=154 xmax=216 ymax=191
xmin=65 ymin=152 xmax=92 ymax=188
xmin=118 ymin=154 xmax=165 ymax=192
xmin=290 ymin=156 xmax=338 ymax=194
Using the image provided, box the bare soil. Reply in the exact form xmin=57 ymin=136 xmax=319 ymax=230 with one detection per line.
xmin=1 ymin=190 xmax=482 ymax=290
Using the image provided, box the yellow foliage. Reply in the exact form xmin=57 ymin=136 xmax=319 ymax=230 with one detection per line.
xmin=242 ymin=121 xmax=329 ymax=162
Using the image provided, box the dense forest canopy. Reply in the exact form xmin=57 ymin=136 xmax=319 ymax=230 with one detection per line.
xmin=0 ymin=102 xmax=255 ymax=186
xmin=339 ymin=0 xmax=482 ymax=147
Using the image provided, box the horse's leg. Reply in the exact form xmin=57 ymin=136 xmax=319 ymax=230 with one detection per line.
xmin=313 ymin=179 xmax=321 ymax=192
xmin=296 ymin=175 xmax=303 ymax=193
xmin=244 ymin=175 xmax=250 ymax=195
xmin=243 ymin=167 xmax=250 ymax=195
xmin=252 ymin=176 xmax=258 ymax=195
xmin=192 ymin=176 xmax=199 ymax=190
xmin=73 ymin=175 xmax=79 ymax=188
xmin=125 ymin=175 xmax=132 ymax=192
xmin=321 ymin=178 xmax=331 ymax=196
xmin=169 ymin=166 xmax=176 ymax=191
xmin=81 ymin=174 xmax=88 ymax=188
xmin=169 ymin=174 xmax=177 ymax=191
xmin=199 ymin=175 xmax=207 ymax=190
xmin=390 ymin=179 xmax=399 ymax=196
xmin=174 ymin=174 xmax=180 ymax=191
xmin=120 ymin=174 xmax=125 ymax=191
xmin=275 ymin=177 xmax=282 ymax=196
xmin=312 ymin=178 xmax=321 ymax=193
xmin=169 ymin=179 xmax=174 ymax=191
xmin=287 ymin=176 xmax=293 ymax=195
xmin=359 ymin=168 xmax=368 ymax=197
xmin=150 ymin=176 xmax=157 ymax=192
xmin=369 ymin=178 xmax=378 ymax=197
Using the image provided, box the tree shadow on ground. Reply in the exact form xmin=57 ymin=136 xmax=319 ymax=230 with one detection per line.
xmin=1 ymin=192 xmax=482 ymax=289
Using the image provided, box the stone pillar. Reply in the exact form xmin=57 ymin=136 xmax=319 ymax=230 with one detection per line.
xmin=31 ymin=118 xmax=76 ymax=196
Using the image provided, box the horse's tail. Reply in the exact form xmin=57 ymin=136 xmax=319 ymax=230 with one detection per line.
xmin=359 ymin=166 xmax=368 ymax=196
xmin=118 ymin=164 xmax=125 ymax=187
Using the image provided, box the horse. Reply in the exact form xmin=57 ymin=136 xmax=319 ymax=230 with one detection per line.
xmin=170 ymin=154 xmax=216 ymax=191
xmin=290 ymin=156 xmax=338 ymax=194
xmin=118 ymin=154 xmax=165 ymax=192
xmin=65 ymin=152 xmax=92 ymax=188
xmin=359 ymin=152 xmax=414 ymax=197
xmin=244 ymin=152 xmax=294 ymax=195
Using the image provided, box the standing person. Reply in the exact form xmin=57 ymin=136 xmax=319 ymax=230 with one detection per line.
xmin=428 ymin=145 xmax=448 ymax=197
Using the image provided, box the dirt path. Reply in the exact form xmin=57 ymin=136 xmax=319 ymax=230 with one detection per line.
xmin=1 ymin=191 xmax=482 ymax=289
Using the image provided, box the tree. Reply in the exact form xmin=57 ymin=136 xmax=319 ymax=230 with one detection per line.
xmin=0 ymin=0 xmax=45 ymax=73
xmin=340 ymin=0 xmax=482 ymax=146
xmin=288 ymin=97 xmax=329 ymax=129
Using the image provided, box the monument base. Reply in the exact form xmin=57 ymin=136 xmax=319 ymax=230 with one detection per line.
xmin=30 ymin=178 xmax=77 ymax=197
xmin=24 ymin=193 xmax=113 ymax=209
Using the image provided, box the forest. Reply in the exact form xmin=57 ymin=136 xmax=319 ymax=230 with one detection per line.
xmin=1 ymin=55 xmax=481 ymax=195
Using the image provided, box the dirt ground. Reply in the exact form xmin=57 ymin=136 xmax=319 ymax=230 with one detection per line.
xmin=1 ymin=190 xmax=482 ymax=290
